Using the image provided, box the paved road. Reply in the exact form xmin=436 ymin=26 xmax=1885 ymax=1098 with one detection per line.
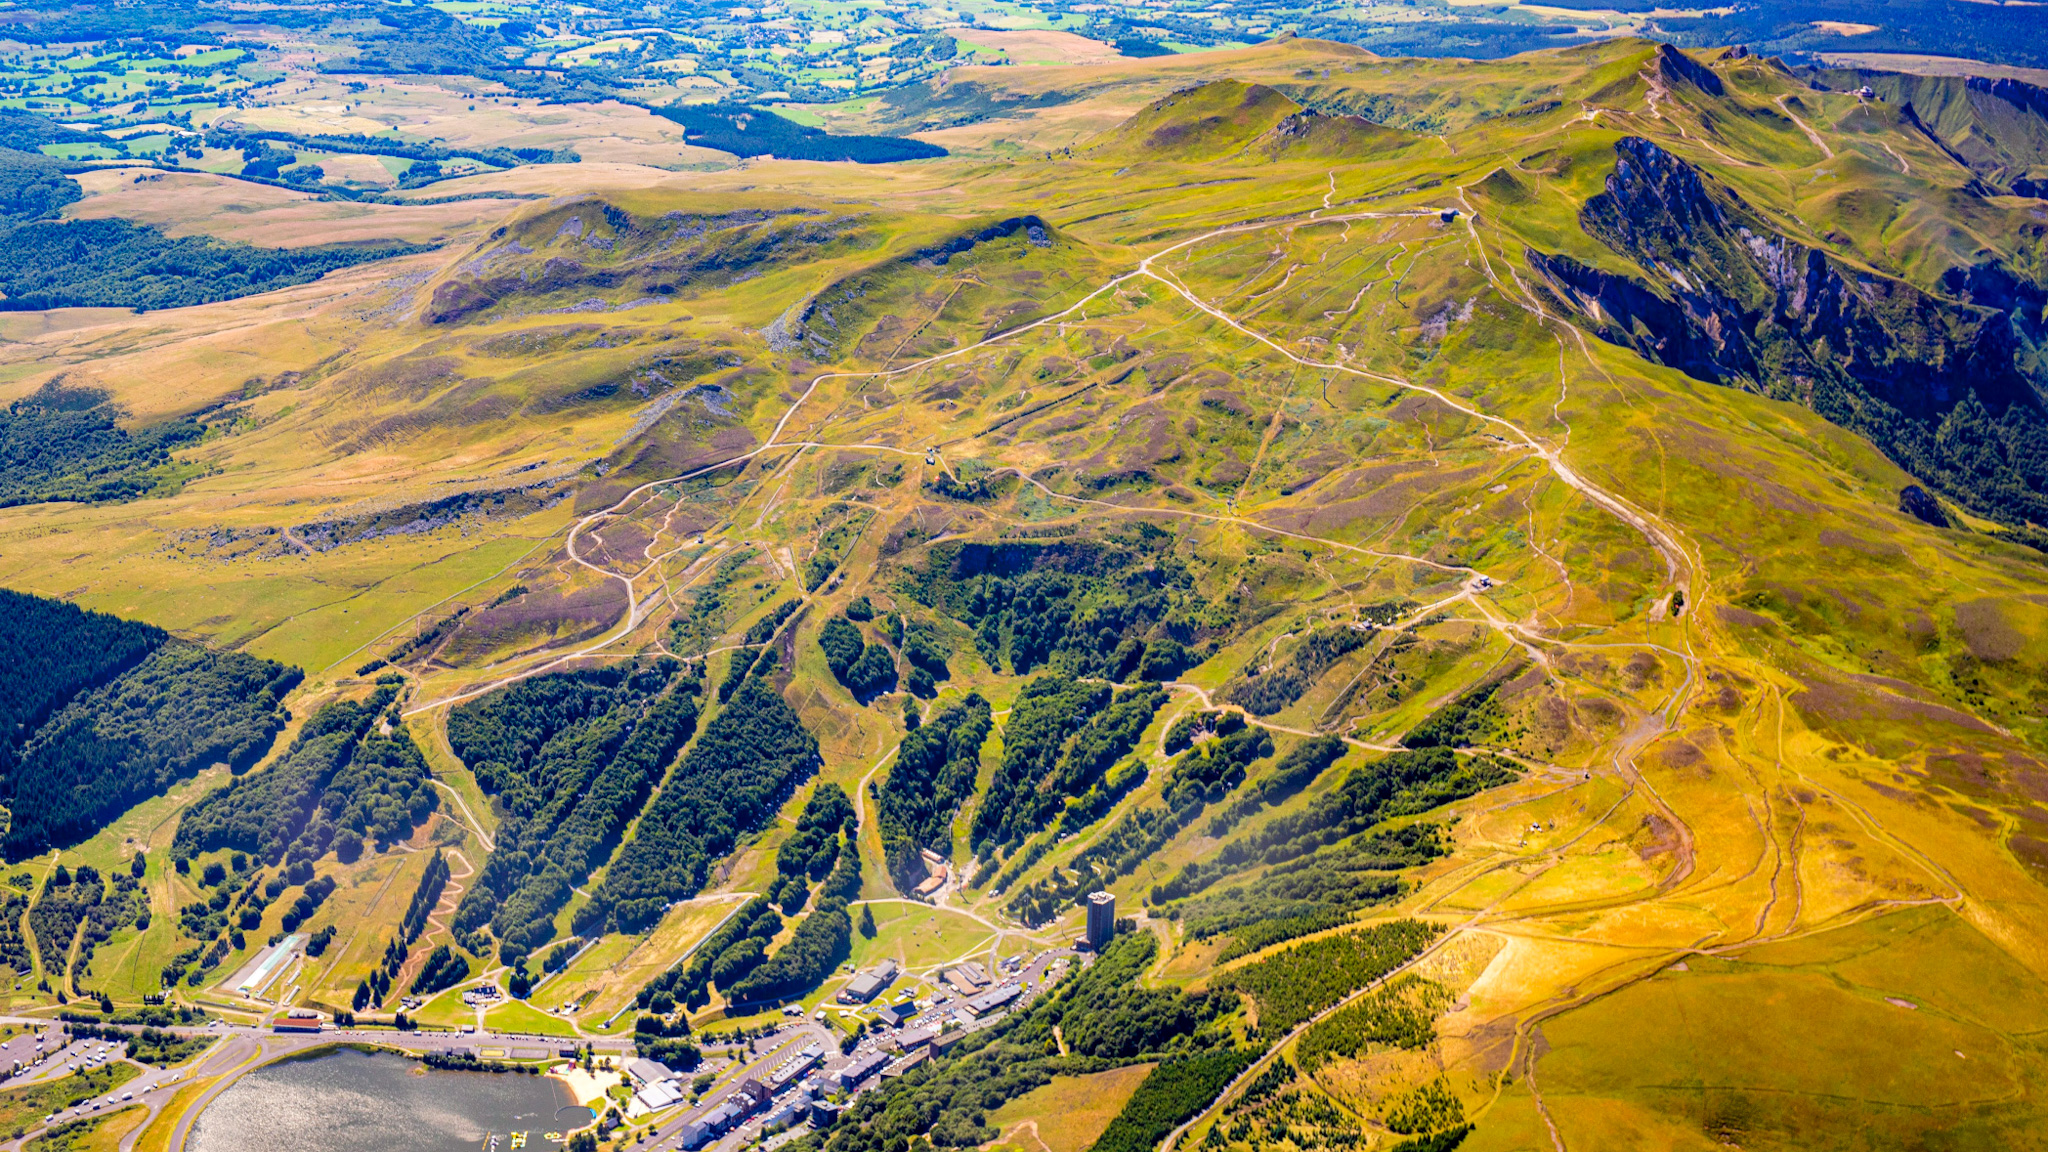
xmin=0 ymin=1027 xmax=92 ymax=1087
xmin=0 ymin=1014 xmax=642 ymax=1152
xmin=0 ymin=1030 xmax=242 ymax=1152
xmin=634 ymin=948 xmax=1086 ymax=1152
xmin=0 ymin=947 xmax=1088 ymax=1152
xmin=115 ymin=1034 xmax=252 ymax=1152
xmin=640 ymin=1022 xmax=839 ymax=1152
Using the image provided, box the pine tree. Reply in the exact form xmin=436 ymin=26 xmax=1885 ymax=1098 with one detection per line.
xmin=858 ymin=903 xmax=877 ymax=938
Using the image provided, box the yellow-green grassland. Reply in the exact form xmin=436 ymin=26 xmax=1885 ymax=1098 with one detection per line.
xmin=0 ymin=29 xmax=2046 ymax=1152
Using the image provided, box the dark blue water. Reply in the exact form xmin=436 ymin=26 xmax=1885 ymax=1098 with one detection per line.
xmin=191 ymin=1048 xmax=577 ymax=1152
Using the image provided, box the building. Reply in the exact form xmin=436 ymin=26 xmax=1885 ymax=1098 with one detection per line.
xmin=942 ymin=961 xmax=989 ymax=994
xmin=1085 ymin=891 xmax=1116 ymax=950
xmin=763 ymin=1092 xmax=810 ymax=1132
xmin=627 ymin=1058 xmax=674 ymax=1086
xmin=273 ymin=1007 xmax=324 ymax=1033
xmin=913 ymin=848 xmax=950 ymax=898
xmin=827 ymin=1051 xmax=888 ymax=1092
xmin=875 ymin=999 xmax=918 ymax=1028
xmin=768 ymin=1044 xmax=825 ymax=1088
xmin=838 ymin=958 xmax=900 ymax=1003
xmin=896 ymin=1026 xmax=937 ymax=1053
xmin=678 ymin=1100 xmax=745 ymax=1149
xmin=882 ymin=1048 xmax=929 ymax=1078
xmin=811 ymin=1100 xmax=844 ymax=1128
xmin=635 ymin=1079 xmax=686 ymax=1112
xmin=732 ymin=1077 xmax=775 ymax=1114
xmin=238 ymin=934 xmax=304 ymax=996
xmin=962 ymin=982 xmax=1022 ymax=1019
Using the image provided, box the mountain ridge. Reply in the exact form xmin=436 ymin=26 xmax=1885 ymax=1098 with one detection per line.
xmin=0 ymin=34 xmax=2044 ymax=1152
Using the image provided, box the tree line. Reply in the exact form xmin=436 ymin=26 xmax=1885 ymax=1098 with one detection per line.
xmin=5 ymin=641 xmax=296 ymax=858
xmin=771 ymin=784 xmax=855 ymax=914
xmin=1086 ymin=1047 xmax=1262 ymax=1152
xmin=1145 ymin=744 xmax=1503 ymax=958
xmin=1208 ymin=748 xmax=1517 ymax=879
xmin=1216 ymin=919 xmax=1441 ymax=1036
xmin=819 ymin=613 xmax=898 ymax=702
xmin=356 ymin=848 xmax=452 ymax=1012
xmin=799 ymin=932 xmax=1240 ymax=1152
xmin=0 ymin=585 xmax=164 ymax=761
xmin=725 ymin=785 xmax=862 ymax=1005
xmin=1296 ymin=974 xmax=1450 ymax=1071
xmin=1183 ymin=824 xmax=1448 ymax=961
xmin=1203 ymin=735 xmax=1348 ymax=839
xmin=901 ymin=530 xmax=1212 ymax=683
xmin=0 ymin=216 xmax=425 ymax=312
xmin=978 ymin=678 xmax=1167 ymax=869
xmin=171 ymin=683 xmax=434 ymax=875
xmin=0 ymin=890 xmax=28 ymax=975
xmin=974 ymin=677 xmax=1110 ymax=855
xmin=637 ymin=896 xmax=783 ymax=1015
xmin=1224 ymin=628 xmax=1367 ymax=717
xmin=654 ymin=103 xmax=946 ymax=164
xmin=580 ymin=675 xmax=821 ymax=935
xmin=875 ymin=695 xmax=990 ymax=891
xmin=1003 ymin=717 xmax=1274 ymax=927
xmin=447 ymin=660 xmax=701 ymax=965
xmin=0 ymin=587 xmax=298 ymax=860
xmin=797 ymin=921 xmax=1445 ymax=1152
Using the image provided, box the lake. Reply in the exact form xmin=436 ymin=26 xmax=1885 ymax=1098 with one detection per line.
xmin=190 ymin=1047 xmax=581 ymax=1152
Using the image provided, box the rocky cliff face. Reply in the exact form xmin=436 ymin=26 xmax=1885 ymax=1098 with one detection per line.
xmin=1807 ymin=67 xmax=2048 ymax=193
xmin=1532 ymin=137 xmax=2048 ymax=527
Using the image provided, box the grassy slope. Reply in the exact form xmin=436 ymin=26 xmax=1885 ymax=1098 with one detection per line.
xmin=0 ymin=35 xmax=2042 ymax=1150
xmin=986 ymin=1063 xmax=1158 ymax=1152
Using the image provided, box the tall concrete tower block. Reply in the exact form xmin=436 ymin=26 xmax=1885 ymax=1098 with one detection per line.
xmin=1085 ymin=891 xmax=1116 ymax=949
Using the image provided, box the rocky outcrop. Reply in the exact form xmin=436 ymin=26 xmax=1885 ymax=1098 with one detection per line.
xmin=1538 ymin=138 xmax=2031 ymax=421
xmin=1533 ymin=137 xmax=2048 ymax=526
xmin=1900 ymin=485 xmax=1949 ymax=528
xmin=911 ymin=215 xmax=1052 ymax=266
xmin=1656 ymin=43 xmax=1723 ymax=96
xmin=294 ymin=476 xmax=574 ymax=551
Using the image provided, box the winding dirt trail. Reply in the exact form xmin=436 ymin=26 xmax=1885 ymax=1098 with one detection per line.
xmin=1776 ymin=94 xmax=1835 ymax=159
xmin=334 ymin=79 xmax=2022 ymax=1152
xmin=401 ymin=208 xmax=1453 ymax=716
xmin=380 ymin=190 xmax=1778 ymax=1152
xmin=407 ymin=197 xmax=1690 ymax=730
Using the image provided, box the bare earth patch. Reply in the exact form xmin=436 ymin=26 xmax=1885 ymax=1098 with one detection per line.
xmin=64 ymin=168 xmax=524 ymax=247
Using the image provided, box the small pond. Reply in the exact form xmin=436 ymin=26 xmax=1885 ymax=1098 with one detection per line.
xmin=190 ymin=1047 xmax=579 ymax=1152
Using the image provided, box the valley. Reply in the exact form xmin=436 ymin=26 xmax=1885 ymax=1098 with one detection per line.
xmin=0 ymin=16 xmax=2042 ymax=1152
